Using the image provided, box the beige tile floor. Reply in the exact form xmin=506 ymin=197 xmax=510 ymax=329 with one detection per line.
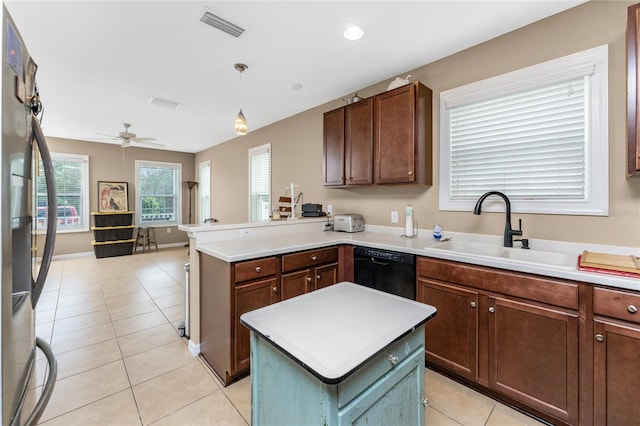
xmin=31 ymin=246 xmax=545 ymax=425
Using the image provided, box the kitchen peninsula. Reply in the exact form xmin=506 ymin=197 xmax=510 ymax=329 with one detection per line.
xmin=180 ymin=219 xmax=640 ymax=425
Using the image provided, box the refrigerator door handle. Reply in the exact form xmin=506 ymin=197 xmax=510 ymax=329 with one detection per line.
xmin=21 ymin=337 xmax=57 ymax=426
xmin=30 ymin=115 xmax=56 ymax=307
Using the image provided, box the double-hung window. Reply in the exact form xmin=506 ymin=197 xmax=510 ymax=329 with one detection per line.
xmin=248 ymin=144 xmax=271 ymax=222
xmin=36 ymin=153 xmax=89 ymax=233
xmin=199 ymin=161 xmax=211 ymax=223
xmin=440 ymin=45 xmax=608 ymax=216
xmin=135 ymin=160 xmax=181 ymax=226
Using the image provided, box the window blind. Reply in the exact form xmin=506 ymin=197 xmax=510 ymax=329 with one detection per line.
xmin=249 ymin=144 xmax=271 ymax=222
xmin=449 ymin=77 xmax=587 ymax=201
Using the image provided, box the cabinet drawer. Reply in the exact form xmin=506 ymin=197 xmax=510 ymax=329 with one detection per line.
xmin=338 ymin=325 xmax=424 ymax=408
xmin=282 ymin=247 xmax=338 ymax=273
xmin=594 ymin=287 xmax=640 ymax=323
xmin=234 ymin=257 xmax=277 ymax=283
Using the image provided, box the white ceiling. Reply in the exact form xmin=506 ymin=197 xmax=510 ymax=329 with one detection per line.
xmin=5 ymin=1 xmax=586 ymax=153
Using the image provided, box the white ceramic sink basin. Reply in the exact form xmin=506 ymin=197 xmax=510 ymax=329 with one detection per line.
xmin=432 ymin=240 xmax=576 ymax=268
xmin=436 ymin=240 xmax=504 ymax=257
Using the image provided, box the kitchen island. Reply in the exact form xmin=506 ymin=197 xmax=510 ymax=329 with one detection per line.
xmin=241 ymin=282 xmax=437 ymax=426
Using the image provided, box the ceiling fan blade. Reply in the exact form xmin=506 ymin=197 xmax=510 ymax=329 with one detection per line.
xmin=96 ymin=132 xmax=120 ymax=139
xmin=133 ymin=139 xmax=165 ymax=148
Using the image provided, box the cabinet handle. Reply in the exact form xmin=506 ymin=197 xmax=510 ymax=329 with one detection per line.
xmin=311 ymin=255 xmax=317 ymax=261
xmin=422 ymin=398 xmax=430 ymax=407
xmin=489 ymin=307 xmax=495 ymax=313
xmin=316 ymin=275 xmax=321 ymax=280
xmin=408 ymin=170 xmax=413 ymax=176
xmin=272 ymin=287 xmax=277 ymax=293
xmin=388 ymin=354 xmax=399 ymax=365
xmin=628 ymin=305 xmax=638 ymax=314
xmin=307 ymin=277 xmax=312 ymax=282
xmin=255 ymin=266 xmax=261 ymax=273
xmin=470 ymin=301 xmax=477 ymax=308
xmin=595 ymin=334 xmax=604 ymax=342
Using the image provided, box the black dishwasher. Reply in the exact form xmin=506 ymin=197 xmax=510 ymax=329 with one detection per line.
xmin=353 ymin=246 xmax=416 ymax=300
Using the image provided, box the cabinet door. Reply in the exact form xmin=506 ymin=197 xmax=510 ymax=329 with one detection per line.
xmin=281 ymin=269 xmax=312 ymax=301
xmin=337 ymin=348 xmax=425 ymax=426
xmin=345 ymin=99 xmax=373 ymax=185
xmin=489 ymin=297 xmax=578 ymax=424
xmin=417 ymin=279 xmax=479 ymax=381
xmin=233 ymin=278 xmax=278 ymax=373
xmin=314 ymin=262 xmax=338 ymax=290
xmin=593 ymin=319 xmax=640 ymax=425
xmin=374 ymin=84 xmax=417 ymax=184
xmin=628 ymin=3 xmax=640 ymax=175
xmin=324 ymin=108 xmax=345 ymax=186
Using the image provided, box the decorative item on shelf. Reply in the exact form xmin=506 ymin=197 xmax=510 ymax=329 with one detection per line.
xmin=184 ymin=181 xmax=198 ymax=224
xmin=387 ymin=74 xmax=412 ymax=91
xmin=234 ymin=63 xmax=248 ymax=135
xmin=98 ymin=181 xmax=128 ymax=212
xmin=277 ymin=183 xmax=302 ymax=220
xmin=343 ymin=93 xmax=363 ymax=104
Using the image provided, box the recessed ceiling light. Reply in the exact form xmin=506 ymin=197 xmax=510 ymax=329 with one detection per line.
xmin=343 ymin=25 xmax=364 ymax=41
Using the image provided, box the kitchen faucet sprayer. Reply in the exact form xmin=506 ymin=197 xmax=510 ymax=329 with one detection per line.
xmin=473 ymin=191 xmax=523 ymax=248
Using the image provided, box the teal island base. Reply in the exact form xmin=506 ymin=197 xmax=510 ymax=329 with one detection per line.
xmin=250 ymin=325 xmax=426 ymax=426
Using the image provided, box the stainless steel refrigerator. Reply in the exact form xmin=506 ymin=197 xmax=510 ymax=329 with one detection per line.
xmin=1 ymin=5 xmax=57 ymax=425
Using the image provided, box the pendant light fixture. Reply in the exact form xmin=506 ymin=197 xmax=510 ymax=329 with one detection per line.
xmin=234 ymin=63 xmax=248 ymax=136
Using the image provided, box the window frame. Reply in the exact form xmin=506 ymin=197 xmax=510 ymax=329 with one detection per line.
xmin=439 ymin=44 xmax=608 ymax=216
xmin=37 ymin=153 xmax=89 ymax=234
xmin=135 ymin=160 xmax=182 ymax=226
xmin=248 ymin=143 xmax=271 ymax=222
xmin=199 ymin=160 xmax=211 ymax=223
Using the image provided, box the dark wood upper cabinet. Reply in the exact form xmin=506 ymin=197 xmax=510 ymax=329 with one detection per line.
xmin=323 ymin=99 xmax=373 ymax=186
xmin=628 ymin=3 xmax=640 ymax=176
xmin=374 ymin=82 xmax=432 ymax=185
xmin=323 ymin=81 xmax=432 ymax=186
xmin=323 ymin=107 xmax=346 ymax=186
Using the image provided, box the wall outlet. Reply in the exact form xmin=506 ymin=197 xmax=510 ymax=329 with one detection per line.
xmin=166 ymin=228 xmax=171 ymax=233
xmin=327 ymin=204 xmax=333 ymax=215
xmin=240 ymin=229 xmax=253 ymax=238
xmin=391 ymin=211 xmax=399 ymax=223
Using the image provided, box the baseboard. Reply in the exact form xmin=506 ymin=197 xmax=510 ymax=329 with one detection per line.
xmin=46 ymin=241 xmax=189 ymax=261
xmin=188 ymin=339 xmax=201 ymax=356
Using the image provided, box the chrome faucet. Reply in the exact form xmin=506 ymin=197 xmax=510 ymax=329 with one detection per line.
xmin=473 ymin=191 xmax=522 ymax=248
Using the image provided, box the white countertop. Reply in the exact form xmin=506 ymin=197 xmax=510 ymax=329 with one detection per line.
xmin=240 ymin=282 xmax=437 ymax=383
xmin=196 ymin=228 xmax=640 ymax=292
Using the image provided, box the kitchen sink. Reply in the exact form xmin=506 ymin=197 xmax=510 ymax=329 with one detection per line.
xmin=436 ymin=240 xmax=504 ymax=257
xmin=430 ymin=240 xmax=577 ymax=268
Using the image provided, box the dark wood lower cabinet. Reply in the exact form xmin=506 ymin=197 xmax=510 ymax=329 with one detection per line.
xmin=593 ymin=319 xmax=640 ymax=425
xmin=233 ymin=277 xmax=278 ymax=373
xmin=489 ymin=297 xmax=579 ymax=424
xmin=417 ymin=257 xmax=580 ymax=425
xmin=418 ymin=279 xmax=479 ymax=381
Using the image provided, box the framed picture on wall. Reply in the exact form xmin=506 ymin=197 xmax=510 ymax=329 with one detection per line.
xmin=98 ymin=181 xmax=129 ymax=212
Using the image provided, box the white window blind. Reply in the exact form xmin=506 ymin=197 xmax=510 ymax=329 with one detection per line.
xmin=249 ymin=144 xmax=271 ymax=222
xmin=449 ymin=77 xmax=586 ymax=200
xmin=440 ymin=45 xmax=608 ymax=216
xmin=199 ymin=161 xmax=211 ymax=223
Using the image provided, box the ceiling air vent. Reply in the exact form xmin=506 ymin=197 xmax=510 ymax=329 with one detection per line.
xmin=199 ymin=9 xmax=244 ymax=38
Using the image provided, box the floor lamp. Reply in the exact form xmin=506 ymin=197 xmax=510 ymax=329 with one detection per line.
xmin=185 ymin=181 xmax=198 ymax=224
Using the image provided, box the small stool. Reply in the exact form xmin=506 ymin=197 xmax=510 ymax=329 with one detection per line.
xmin=134 ymin=227 xmax=158 ymax=253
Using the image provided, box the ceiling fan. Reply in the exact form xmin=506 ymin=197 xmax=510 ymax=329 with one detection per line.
xmin=97 ymin=123 xmax=165 ymax=148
